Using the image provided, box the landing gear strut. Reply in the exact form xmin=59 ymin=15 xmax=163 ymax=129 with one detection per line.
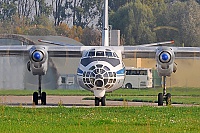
xmin=33 ymin=75 xmax=46 ymax=105
xmin=158 ymin=76 xmax=171 ymax=106
xmin=95 ymin=95 xmax=106 ymax=106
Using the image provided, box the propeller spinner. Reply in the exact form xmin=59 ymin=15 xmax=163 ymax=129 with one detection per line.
xmin=159 ymin=52 xmax=171 ymax=63
xmin=32 ymin=50 xmax=44 ymax=62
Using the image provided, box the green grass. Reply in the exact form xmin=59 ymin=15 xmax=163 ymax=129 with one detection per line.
xmin=0 ymin=89 xmax=93 ymax=96
xmin=109 ymin=87 xmax=200 ymax=96
xmin=0 ymin=87 xmax=200 ymax=96
xmin=0 ymin=106 xmax=199 ymax=133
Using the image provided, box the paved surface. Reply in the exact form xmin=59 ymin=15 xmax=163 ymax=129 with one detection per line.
xmin=0 ymin=96 xmax=198 ymax=107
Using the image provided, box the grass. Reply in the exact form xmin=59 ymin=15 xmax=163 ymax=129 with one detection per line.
xmin=0 ymin=88 xmax=199 ymax=132
xmin=0 ymin=106 xmax=199 ymax=133
xmin=0 ymin=89 xmax=92 ymax=96
xmin=0 ymin=87 xmax=200 ymax=96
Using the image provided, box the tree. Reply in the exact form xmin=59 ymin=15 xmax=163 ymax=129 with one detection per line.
xmin=17 ymin=0 xmax=33 ymax=18
xmin=151 ymin=0 xmax=177 ymax=42
xmin=55 ymin=22 xmax=70 ymax=36
xmin=81 ymin=27 xmax=101 ymax=46
xmin=52 ymin=0 xmax=68 ymax=26
xmin=34 ymin=0 xmax=52 ymax=17
xmin=0 ymin=0 xmax=17 ymax=21
xmin=181 ymin=0 xmax=200 ymax=46
xmin=70 ymin=0 xmax=102 ymax=28
xmin=25 ymin=15 xmax=56 ymax=35
xmin=110 ymin=0 xmax=156 ymax=45
xmin=109 ymin=0 xmax=131 ymax=12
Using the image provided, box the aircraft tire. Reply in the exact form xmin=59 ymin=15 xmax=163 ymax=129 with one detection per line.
xmin=33 ymin=92 xmax=38 ymax=105
xmin=158 ymin=93 xmax=163 ymax=106
xmin=101 ymin=96 xmax=106 ymax=106
xmin=41 ymin=92 xmax=46 ymax=105
xmin=95 ymin=97 xmax=100 ymax=106
xmin=166 ymin=93 xmax=171 ymax=106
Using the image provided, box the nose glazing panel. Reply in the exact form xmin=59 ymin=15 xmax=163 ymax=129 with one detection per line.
xmin=82 ymin=64 xmax=116 ymax=89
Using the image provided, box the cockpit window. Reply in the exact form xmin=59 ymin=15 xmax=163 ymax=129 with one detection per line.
xmin=106 ymin=51 xmax=113 ymax=57
xmin=83 ymin=51 xmax=88 ymax=57
xmin=96 ymin=51 xmax=104 ymax=56
xmin=113 ymin=52 xmax=118 ymax=58
xmin=88 ymin=51 xmax=95 ymax=56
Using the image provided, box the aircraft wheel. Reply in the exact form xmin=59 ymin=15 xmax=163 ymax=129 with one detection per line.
xmin=158 ymin=93 xmax=163 ymax=106
xmin=33 ymin=92 xmax=38 ymax=105
xmin=95 ymin=97 xmax=100 ymax=106
xmin=166 ymin=93 xmax=171 ymax=106
xmin=41 ymin=92 xmax=46 ymax=105
xmin=101 ymin=96 xmax=106 ymax=106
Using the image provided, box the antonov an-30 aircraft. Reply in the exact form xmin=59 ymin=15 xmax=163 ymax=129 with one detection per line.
xmin=0 ymin=0 xmax=200 ymax=106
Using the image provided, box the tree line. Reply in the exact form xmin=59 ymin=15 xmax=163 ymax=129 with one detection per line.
xmin=0 ymin=0 xmax=199 ymax=46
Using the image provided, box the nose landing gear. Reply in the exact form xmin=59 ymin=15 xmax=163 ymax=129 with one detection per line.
xmin=95 ymin=96 xmax=106 ymax=106
xmin=33 ymin=75 xmax=46 ymax=105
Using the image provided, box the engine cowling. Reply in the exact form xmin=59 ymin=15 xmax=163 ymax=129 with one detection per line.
xmin=28 ymin=46 xmax=48 ymax=75
xmin=156 ymin=46 xmax=176 ymax=77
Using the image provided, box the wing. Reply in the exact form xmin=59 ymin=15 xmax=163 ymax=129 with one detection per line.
xmin=121 ymin=46 xmax=200 ymax=58
xmin=0 ymin=39 xmax=200 ymax=59
xmin=0 ymin=45 xmax=82 ymax=57
xmin=0 ymin=46 xmax=31 ymax=56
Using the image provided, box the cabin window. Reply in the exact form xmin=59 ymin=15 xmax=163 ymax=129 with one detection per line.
xmin=96 ymin=51 xmax=104 ymax=56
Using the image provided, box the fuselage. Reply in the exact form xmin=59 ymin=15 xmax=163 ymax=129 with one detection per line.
xmin=77 ymin=47 xmax=125 ymax=93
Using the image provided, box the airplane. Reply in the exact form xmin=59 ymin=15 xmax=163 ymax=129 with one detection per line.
xmin=0 ymin=0 xmax=200 ymax=106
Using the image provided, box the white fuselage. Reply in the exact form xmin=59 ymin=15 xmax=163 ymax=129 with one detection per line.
xmin=77 ymin=47 xmax=125 ymax=95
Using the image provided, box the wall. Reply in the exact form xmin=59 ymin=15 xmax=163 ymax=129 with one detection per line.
xmin=123 ymin=58 xmax=200 ymax=88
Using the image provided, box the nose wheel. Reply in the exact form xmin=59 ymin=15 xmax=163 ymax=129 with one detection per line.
xmin=33 ymin=75 xmax=46 ymax=105
xmin=95 ymin=96 xmax=106 ymax=106
xmin=158 ymin=76 xmax=172 ymax=106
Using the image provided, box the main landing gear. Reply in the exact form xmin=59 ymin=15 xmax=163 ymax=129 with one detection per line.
xmin=33 ymin=75 xmax=46 ymax=105
xmin=158 ymin=76 xmax=171 ymax=106
xmin=95 ymin=96 xmax=106 ymax=106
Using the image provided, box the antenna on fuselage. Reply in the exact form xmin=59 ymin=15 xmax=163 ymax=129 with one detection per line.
xmin=102 ymin=0 xmax=109 ymax=46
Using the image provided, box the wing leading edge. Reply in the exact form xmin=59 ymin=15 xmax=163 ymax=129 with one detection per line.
xmin=122 ymin=46 xmax=200 ymax=59
xmin=0 ymin=40 xmax=200 ymax=59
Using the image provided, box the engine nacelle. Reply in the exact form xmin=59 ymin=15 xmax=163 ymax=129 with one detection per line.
xmin=156 ymin=46 xmax=176 ymax=77
xmin=28 ymin=46 xmax=48 ymax=75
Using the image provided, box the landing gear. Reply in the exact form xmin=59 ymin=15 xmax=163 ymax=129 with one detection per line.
xmin=95 ymin=95 xmax=106 ymax=106
xmin=33 ymin=75 xmax=46 ymax=105
xmin=158 ymin=76 xmax=172 ymax=106
xmin=33 ymin=92 xmax=38 ymax=105
xmin=166 ymin=93 xmax=171 ymax=106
